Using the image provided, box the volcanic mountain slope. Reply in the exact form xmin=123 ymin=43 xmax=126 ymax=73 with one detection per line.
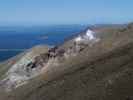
xmin=0 ymin=45 xmax=48 ymax=79
xmin=0 ymin=23 xmax=133 ymax=100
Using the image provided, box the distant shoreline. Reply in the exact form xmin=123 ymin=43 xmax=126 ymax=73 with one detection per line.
xmin=0 ymin=49 xmax=27 ymax=51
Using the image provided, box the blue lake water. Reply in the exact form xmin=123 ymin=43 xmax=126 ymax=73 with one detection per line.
xmin=0 ymin=25 xmax=87 ymax=62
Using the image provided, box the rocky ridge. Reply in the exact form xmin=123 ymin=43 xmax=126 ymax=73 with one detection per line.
xmin=0 ymin=23 xmax=133 ymax=100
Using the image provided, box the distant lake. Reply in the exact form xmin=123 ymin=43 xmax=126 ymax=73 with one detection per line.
xmin=0 ymin=25 xmax=87 ymax=62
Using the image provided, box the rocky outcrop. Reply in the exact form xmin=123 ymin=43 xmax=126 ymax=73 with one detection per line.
xmin=0 ymin=29 xmax=99 ymax=92
xmin=0 ymin=45 xmax=49 ymax=91
xmin=1 ymin=23 xmax=133 ymax=100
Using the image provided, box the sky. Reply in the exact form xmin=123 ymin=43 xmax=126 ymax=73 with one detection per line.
xmin=0 ymin=0 xmax=133 ymax=25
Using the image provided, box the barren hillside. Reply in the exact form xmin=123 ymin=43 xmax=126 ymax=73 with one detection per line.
xmin=0 ymin=23 xmax=133 ymax=100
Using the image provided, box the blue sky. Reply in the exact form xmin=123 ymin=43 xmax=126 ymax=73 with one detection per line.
xmin=0 ymin=0 xmax=133 ymax=25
